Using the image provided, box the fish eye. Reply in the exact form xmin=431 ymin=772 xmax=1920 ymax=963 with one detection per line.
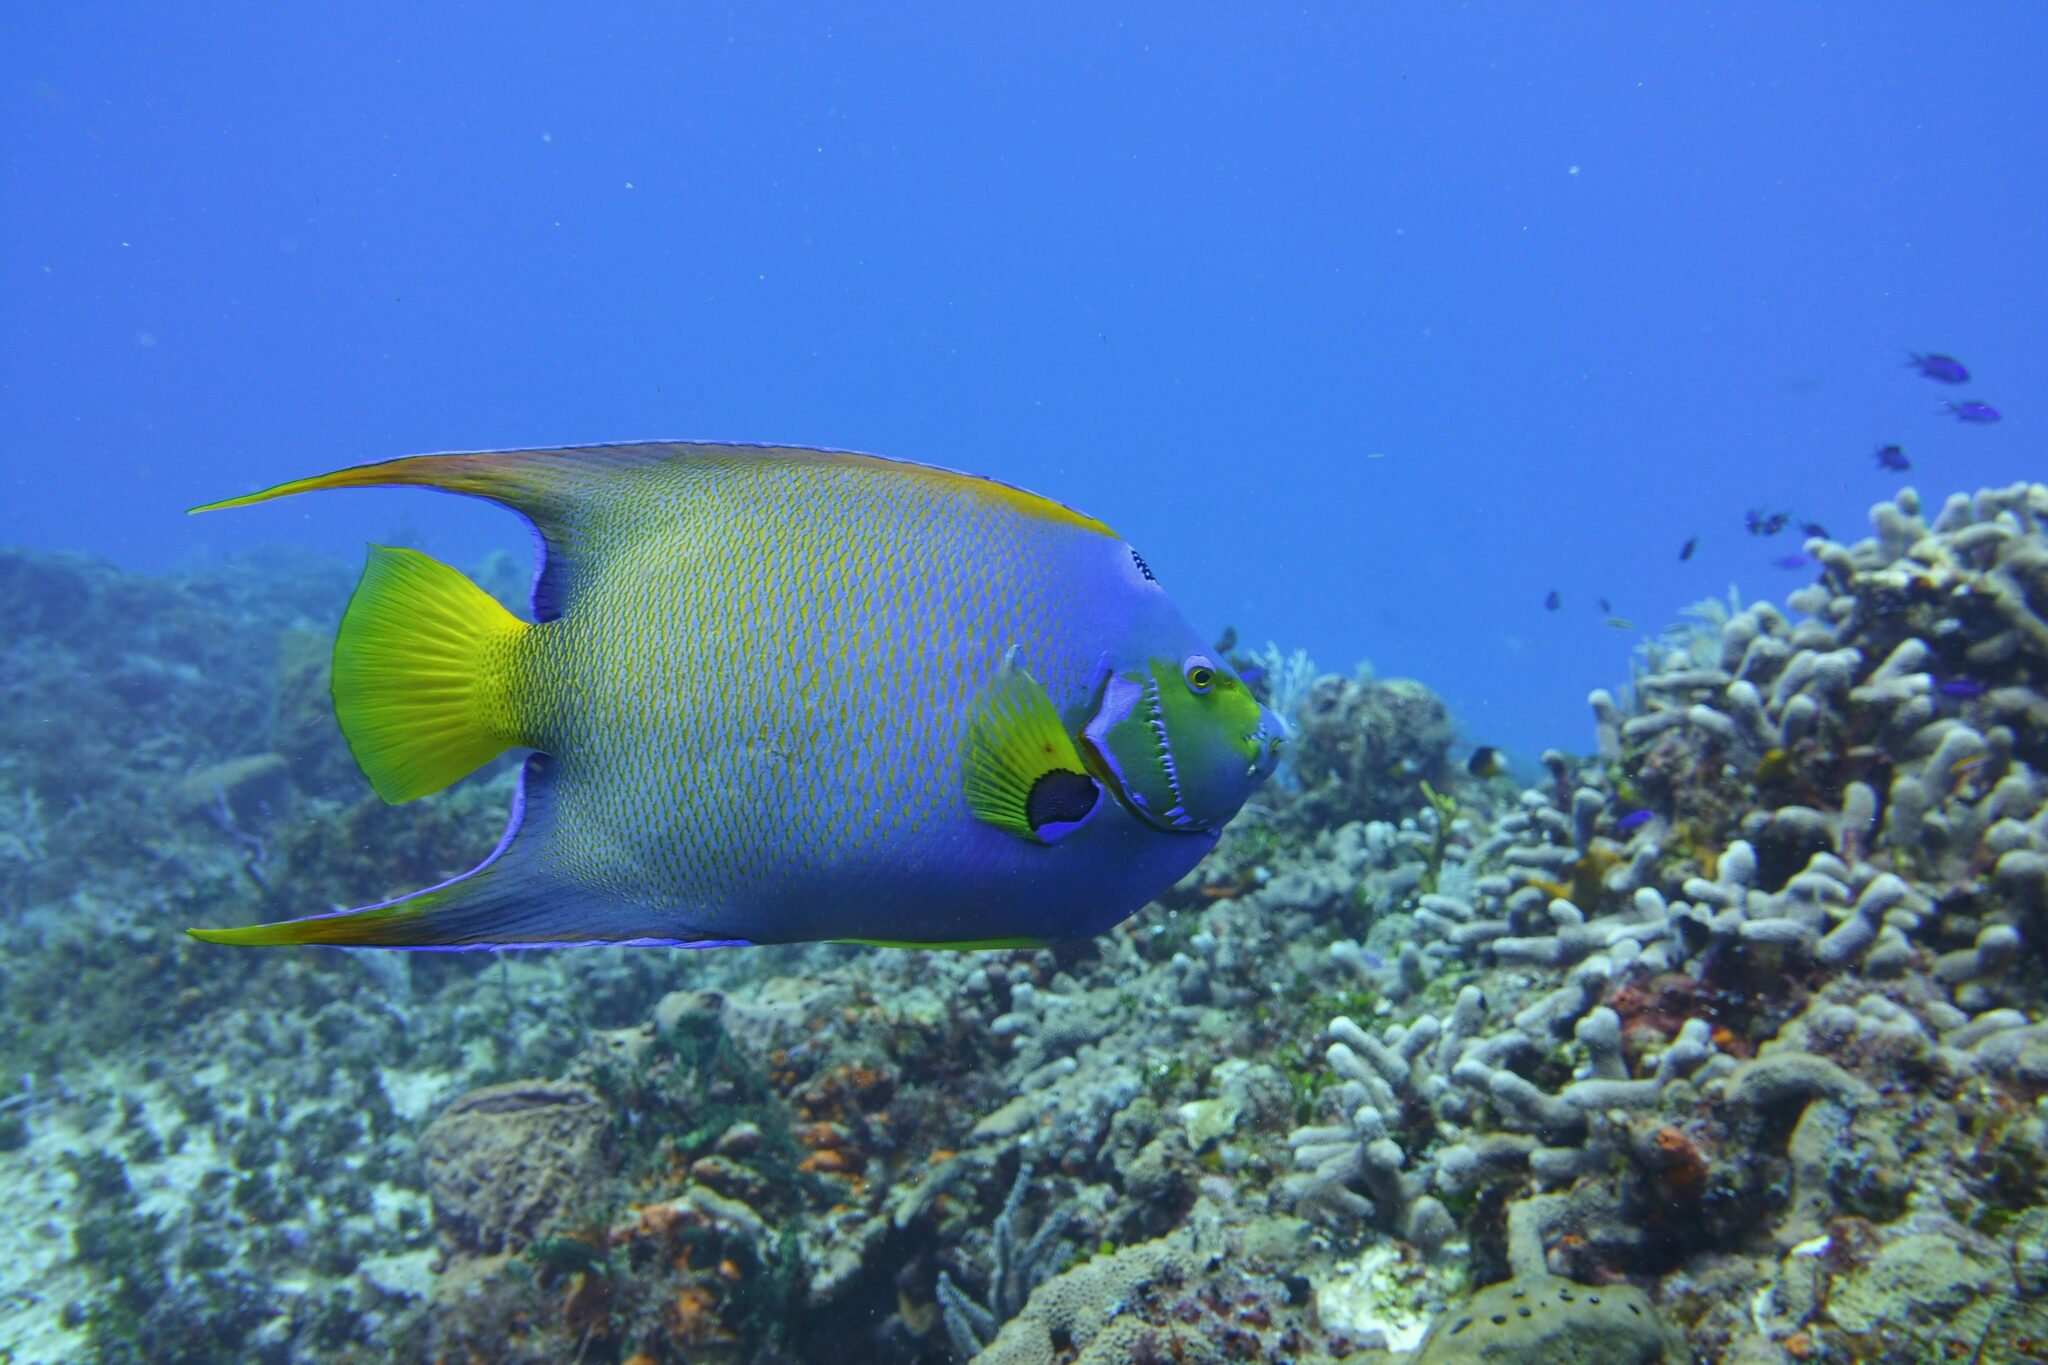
xmin=1183 ymin=656 xmax=1215 ymax=694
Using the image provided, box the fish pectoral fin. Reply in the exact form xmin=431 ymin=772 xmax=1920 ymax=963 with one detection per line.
xmin=335 ymin=546 xmax=532 ymax=804
xmin=962 ymin=649 xmax=1102 ymax=844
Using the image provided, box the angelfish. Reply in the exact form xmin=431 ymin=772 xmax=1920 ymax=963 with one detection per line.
xmin=187 ymin=444 xmax=1285 ymax=950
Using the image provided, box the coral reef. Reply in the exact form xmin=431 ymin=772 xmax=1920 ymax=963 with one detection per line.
xmin=3 ymin=479 xmax=2047 ymax=1365
xmin=1288 ymin=670 xmax=1458 ymax=827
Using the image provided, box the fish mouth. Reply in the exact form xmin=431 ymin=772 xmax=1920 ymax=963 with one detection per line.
xmin=1247 ymin=733 xmax=1282 ymax=780
xmin=1247 ymin=705 xmax=1288 ymax=779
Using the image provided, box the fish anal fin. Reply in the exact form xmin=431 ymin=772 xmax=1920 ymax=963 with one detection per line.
xmin=833 ymin=936 xmax=1054 ymax=951
xmin=187 ymin=756 xmax=744 ymax=950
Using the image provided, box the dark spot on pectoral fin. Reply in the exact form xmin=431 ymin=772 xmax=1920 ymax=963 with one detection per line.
xmin=1026 ymin=770 xmax=1099 ymax=840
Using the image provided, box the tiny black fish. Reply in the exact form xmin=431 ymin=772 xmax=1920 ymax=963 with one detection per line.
xmin=1910 ymin=353 xmax=1969 ymax=384
xmin=1761 ymin=511 xmax=1790 ymax=536
xmin=1598 ymin=597 xmax=1612 ymax=614
xmin=1679 ymin=536 xmax=1698 ymax=561
xmin=1467 ymin=746 xmax=1505 ymax=779
xmin=1544 ymin=590 xmax=1561 ymax=611
xmin=1874 ymin=444 xmax=1910 ymax=471
xmin=1944 ymin=400 xmax=2001 ymax=424
xmin=1799 ymin=521 xmax=1829 ymax=539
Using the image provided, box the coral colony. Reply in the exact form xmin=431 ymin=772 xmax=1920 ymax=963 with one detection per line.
xmin=4 ymin=482 xmax=2048 ymax=1364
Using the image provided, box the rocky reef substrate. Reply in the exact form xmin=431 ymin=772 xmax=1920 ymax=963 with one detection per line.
xmin=3 ymin=484 xmax=2046 ymax=1364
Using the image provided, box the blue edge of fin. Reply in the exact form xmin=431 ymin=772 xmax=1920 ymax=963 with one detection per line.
xmin=280 ymin=754 xmax=756 ymax=951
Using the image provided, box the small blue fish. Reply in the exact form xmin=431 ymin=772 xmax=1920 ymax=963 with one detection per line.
xmin=1544 ymin=590 xmax=1561 ymax=611
xmin=1874 ymin=444 xmax=1910 ymax=472
xmin=1944 ymin=400 xmax=2001 ymax=424
xmin=1679 ymin=536 xmax=1698 ymax=561
xmin=1910 ymin=353 xmax=1970 ymax=384
xmin=1614 ymin=809 xmax=1653 ymax=834
xmin=1938 ymin=677 xmax=1987 ymax=699
xmin=1773 ymin=553 xmax=1812 ymax=570
xmin=1799 ymin=521 xmax=1829 ymax=540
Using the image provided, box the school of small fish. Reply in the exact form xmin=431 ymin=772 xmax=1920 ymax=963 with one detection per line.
xmin=1507 ymin=347 xmax=2006 ymax=777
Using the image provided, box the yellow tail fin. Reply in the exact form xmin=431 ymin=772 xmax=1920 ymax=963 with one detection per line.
xmin=336 ymin=546 xmax=531 ymax=803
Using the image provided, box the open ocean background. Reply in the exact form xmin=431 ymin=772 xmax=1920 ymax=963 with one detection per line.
xmin=8 ymin=4 xmax=2043 ymax=759
xmin=9 ymin=9 xmax=2048 ymax=1365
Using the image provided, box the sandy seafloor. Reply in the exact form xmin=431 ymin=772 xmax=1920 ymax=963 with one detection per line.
xmin=3 ymin=482 xmax=2047 ymax=1364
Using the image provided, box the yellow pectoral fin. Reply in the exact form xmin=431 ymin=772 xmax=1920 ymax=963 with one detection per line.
xmin=961 ymin=650 xmax=1102 ymax=843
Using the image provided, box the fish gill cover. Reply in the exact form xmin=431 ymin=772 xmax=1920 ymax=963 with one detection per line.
xmin=5 ymin=6 xmax=2048 ymax=1365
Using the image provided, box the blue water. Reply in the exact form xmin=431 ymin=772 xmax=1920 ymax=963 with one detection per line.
xmin=6 ymin=3 xmax=2044 ymax=755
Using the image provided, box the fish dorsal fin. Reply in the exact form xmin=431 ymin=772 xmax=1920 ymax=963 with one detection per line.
xmin=192 ymin=443 xmax=1114 ymax=622
xmin=962 ymin=650 xmax=1103 ymax=844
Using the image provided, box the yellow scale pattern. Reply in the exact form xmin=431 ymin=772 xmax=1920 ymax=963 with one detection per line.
xmin=507 ymin=451 xmax=1104 ymax=932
